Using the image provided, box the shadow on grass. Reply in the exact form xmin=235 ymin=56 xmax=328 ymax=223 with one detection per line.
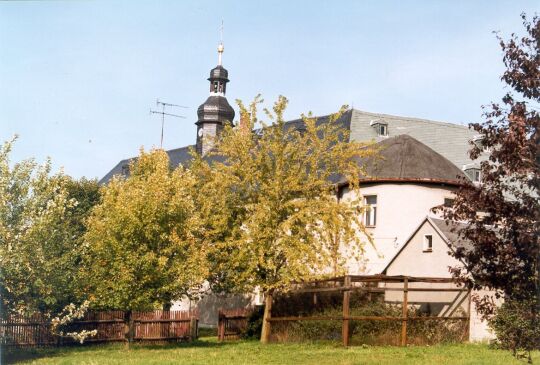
xmin=3 ymin=338 xmax=242 ymax=364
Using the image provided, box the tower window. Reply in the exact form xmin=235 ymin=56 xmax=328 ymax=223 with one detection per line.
xmin=213 ymin=81 xmax=219 ymax=93
xmin=423 ymin=235 xmax=433 ymax=252
xmin=363 ymin=195 xmax=377 ymax=227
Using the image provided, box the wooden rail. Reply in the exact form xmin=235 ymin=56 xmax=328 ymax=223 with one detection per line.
xmin=266 ymin=274 xmax=472 ymax=347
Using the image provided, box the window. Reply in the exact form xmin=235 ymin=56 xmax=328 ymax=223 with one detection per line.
xmin=472 ymin=135 xmax=491 ymax=153
xmin=364 ymin=195 xmax=377 ymax=227
xmin=370 ymin=120 xmax=388 ymax=137
xmin=465 ymin=168 xmax=481 ymax=183
xmin=423 ymin=235 xmax=433 ymax=252
xmin=377 ymin=124 xmax=388 ymax=137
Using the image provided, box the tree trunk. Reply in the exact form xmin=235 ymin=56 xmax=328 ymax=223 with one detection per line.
xmin=260 ymin=290 xmax=274 ymax=344
xmin=124 ymin=310 xmax=134 ymax=348
xmin=162 ymin=302 xmax=171 ymax=339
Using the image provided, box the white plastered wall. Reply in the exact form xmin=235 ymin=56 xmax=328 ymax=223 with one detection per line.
xmin=384 ymin=218 xmax=497 ymax=342
xmin=340 ymin=182 xmax=456 ymax=274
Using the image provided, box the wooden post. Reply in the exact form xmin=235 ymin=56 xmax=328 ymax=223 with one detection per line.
xmin=401 ymin=278 xmax=408 ymax=346
xmin=260 ymin=290 xmax=273 ymax=344
xmin=189 ymin=317 xmax=198 ymax=341
xmin=342 ymin=275 xmax=351 ymax=347
xmin=466 ymin=289 xmax=472 ymax=342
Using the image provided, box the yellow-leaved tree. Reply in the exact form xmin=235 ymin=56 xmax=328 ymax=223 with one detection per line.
xmin=191 ymin=96 xmax=377 ymax=341
xmin=81 ymin=149 xmax=207 ymax=312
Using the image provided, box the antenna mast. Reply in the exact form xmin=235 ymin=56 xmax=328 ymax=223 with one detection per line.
xmin=150 ymin=99 xmax=188 ymax=148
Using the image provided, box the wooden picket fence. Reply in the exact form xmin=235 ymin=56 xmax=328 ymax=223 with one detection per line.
xmin=0 ymin=310 xmax=198 ymax=348
xmin=217 ymin=308 xmax=252 ymax=341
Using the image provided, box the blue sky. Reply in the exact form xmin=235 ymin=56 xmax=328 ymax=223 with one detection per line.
xmin=1 ymin=1 xmax=538 ymax=179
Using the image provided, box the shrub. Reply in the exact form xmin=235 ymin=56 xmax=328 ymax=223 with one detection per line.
xmin=490 ymin=299 xmax=540 ymax=363
xmin=270 ymin=297 xmax=468 ymax=345
xmin=243 ymin=306 xmax=264 ymax=340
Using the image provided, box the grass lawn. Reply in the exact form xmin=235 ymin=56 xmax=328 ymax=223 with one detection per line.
xmin=5 ymin=337 xmax=539 ymax=365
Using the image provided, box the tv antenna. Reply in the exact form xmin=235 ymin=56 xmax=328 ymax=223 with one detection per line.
xmin=150 ymin=99 xmax=188 ymax=148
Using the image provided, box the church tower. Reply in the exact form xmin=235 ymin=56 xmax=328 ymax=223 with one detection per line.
xmin=196 ymin=42 xmax=235 ymax=155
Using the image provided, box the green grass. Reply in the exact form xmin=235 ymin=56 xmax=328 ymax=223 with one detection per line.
xmin=5 ymin=337 xmax=539 ymax=365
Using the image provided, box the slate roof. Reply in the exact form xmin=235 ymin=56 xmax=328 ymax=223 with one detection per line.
xmin=347 ymin=134 xmax=468 ymax=186
xmin=100 ymin=108 xmax=479 ymax=184
xmin=349 ymin=109 xmax=482 ymax=170
xmin=429 ymin=217 xmax=474 ymax=252
xmin=99 ymin=145 xmax=195 ymax=184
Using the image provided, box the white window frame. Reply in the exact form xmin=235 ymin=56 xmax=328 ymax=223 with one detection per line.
xmin=466 ymin=168 xmax=481 ymax=183
xmin=423 ymin=235 xmax=433 ymax=252
xmin=463 ymin=164 xmax=481 ymax=183
xmin=363 ymin=195 xmax=377 ymax=227
xmin=370 ymin=119 xmax=388 ymax=137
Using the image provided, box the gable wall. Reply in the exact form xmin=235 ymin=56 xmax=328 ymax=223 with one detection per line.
xmin=385 ymin=220 xmax=461 ymax=277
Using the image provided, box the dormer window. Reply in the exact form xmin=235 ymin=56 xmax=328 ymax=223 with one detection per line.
xmin=471 ymin=135 xmax=491 ymax=153
xmin=463 ymin=163 xmax=481 ymax=183
xmin=370 ymin=120 xmax=388 ymax=137
xmin=465 ymin=167 xmax=481 ymax=182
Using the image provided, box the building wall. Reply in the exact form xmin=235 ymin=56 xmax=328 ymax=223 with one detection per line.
xmin=171 ymin=282 xmax=258 ymax=326
xmin=385 ymin=220 xmax=461 ymax=277
xmin=341 ymin=182 xmax=456 ymax=274
xmin=384 ymin=218 xmax=497 ymax=342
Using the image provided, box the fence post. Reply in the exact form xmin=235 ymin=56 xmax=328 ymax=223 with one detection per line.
xmin=189 ymin=316 xmax=198 ymax=341
xmin=342 ymin=275 xmax=351 ymax=347
xmin=401 ymin=277 xmax=408 ymax=346
xmin=467 ymin=289 xmax=472 ymax=342
xmin=260 ymin=290 xmax=273 ymax=344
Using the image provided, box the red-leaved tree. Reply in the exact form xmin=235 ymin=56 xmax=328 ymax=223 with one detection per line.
xmin=442 ymin=14 xmax=539 ymax=361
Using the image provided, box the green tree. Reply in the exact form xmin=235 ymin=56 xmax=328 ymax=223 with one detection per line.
xmin=193 ymin=96 xmax=376 ymax=342
xmin=82 ymin=148 xmax=207 ymax=311
xmin=0 ymin=138 xmax=92 ymax=314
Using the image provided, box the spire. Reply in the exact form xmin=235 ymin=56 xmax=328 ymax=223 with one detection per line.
xmin=195 ymin=23 xmax=235 ymax=155
xmin=218 ymin=20 xmax=224 ymax=66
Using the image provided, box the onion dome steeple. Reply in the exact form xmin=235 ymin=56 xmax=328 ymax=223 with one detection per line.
xmin=196 ymin=41 xmax=235 ymax=155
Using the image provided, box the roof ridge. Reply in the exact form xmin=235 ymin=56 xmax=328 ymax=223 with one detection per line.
xmin=166 ymin=145 xmax=195 ymax=153
xmin=351 ymin=108 xmax=470 ymax=131
xmin=284 ymin=108 xmax=353 ymax=124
